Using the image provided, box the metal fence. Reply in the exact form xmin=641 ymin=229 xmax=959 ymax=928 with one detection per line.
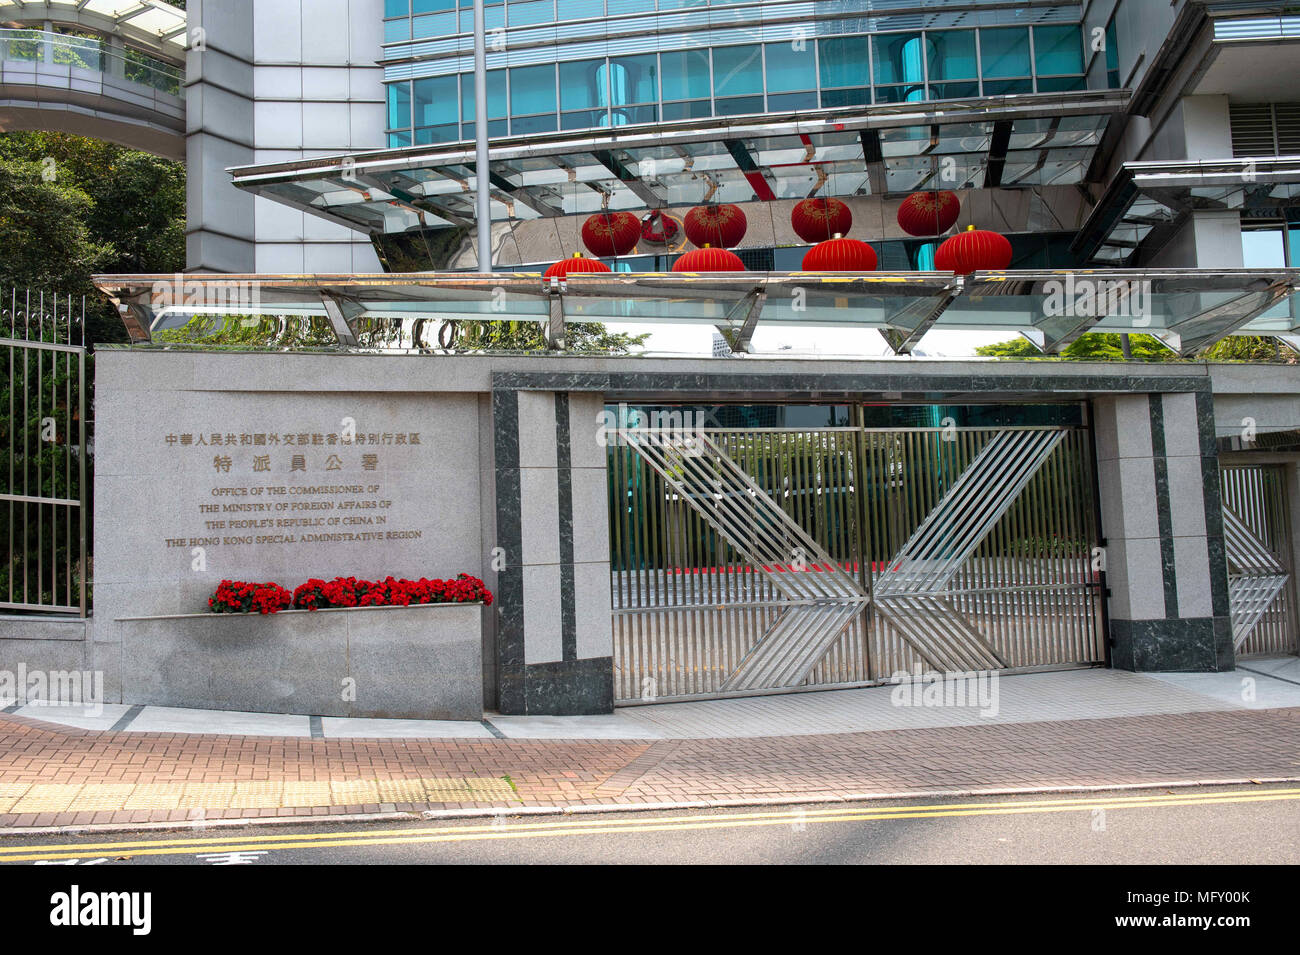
xmin=1221 ymin=464 xmax=1296 ymax=656
xmin=1 ymin=292 xmax=87 ymax=616
xmin=609 ymin=421 xmax=1105 ymax=703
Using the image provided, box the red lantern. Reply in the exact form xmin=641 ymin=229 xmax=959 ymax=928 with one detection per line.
xmin=543 ymin=252 xmax=613 ymax=279
xmin=897 ymin=190 xmax=961 ymax=237
xmin=801 ymin=236 xmax=877 ymax=272
xmin=791 ymin=197 xmax=852 ymax=243
xmin=580 ymin=212 xmax=639 ymax=257
xmin=640 ymin=210 xmax=680 ymax=246
xmin=684 ymin=203 xmax=748 ymax=248
xmin=671 ymin=246 xmax=746 ymax=272
xmin=933 ymin=226 xmax=1013 ymax=274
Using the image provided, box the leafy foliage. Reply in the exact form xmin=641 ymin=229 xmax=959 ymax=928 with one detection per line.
xmin=975 ymin=332 xmax=1296 ymax=363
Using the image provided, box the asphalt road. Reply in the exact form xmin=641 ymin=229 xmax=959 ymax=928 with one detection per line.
xmin=0 ymin=784 xmax=1296 ymax=865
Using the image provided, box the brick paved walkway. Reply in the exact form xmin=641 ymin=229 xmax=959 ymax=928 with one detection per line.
xmin=1 ymin=706 xmax=1298 ymax=829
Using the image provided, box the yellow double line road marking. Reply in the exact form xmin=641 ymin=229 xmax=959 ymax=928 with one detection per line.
xmin=1 ymin=787 xmax=1297 ymax=862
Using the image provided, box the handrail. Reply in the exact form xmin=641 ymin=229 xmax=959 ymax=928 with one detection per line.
xmin=0 ymin=28 xmax=182 ymax=97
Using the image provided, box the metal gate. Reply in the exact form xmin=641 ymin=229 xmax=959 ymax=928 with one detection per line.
xmin=608 ymin=419 xmax=1106 ymax=703
xmin=1 ymin=292 xmax=88 ymax=616
xmin=1221 ymin=464 xmax=1296 ymax=657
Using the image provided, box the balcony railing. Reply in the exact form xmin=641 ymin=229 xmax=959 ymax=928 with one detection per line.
xmin=0 ymin=28 xmax=182 ymax=97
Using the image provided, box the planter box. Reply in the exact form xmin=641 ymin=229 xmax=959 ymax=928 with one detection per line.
xmin=116 ymin=603 xmax=484 ymax=720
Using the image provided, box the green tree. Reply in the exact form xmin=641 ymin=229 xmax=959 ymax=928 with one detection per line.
xmin=975 ymin=332 xmax=1294 ymax=362
xmin=451 ymin=319 xmax=648 ymax=353
xmin=0 ymin=156 xmax=112 ymax=293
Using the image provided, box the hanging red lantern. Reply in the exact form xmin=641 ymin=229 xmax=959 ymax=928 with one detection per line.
xmin=791 ymin=197 xmax=852 ymax=243
xmin=897 ymin=190 xmax=961 ymax=237
xmin=933 ymin=226 xmax=1013 ymax=274
xmin=801 ymin=236 xmax=878 ymax=272
xmin=543 ymin=252 xmax=613 ymax=279
xmin=580 ymin=211 xmax=640 ymax=257
xmin=671 ymin=246 xmax=746 ymax=272
xmin=640 ymin=209 xmax=681 ymax=246
xmin=684 ymin=203 xmax=748 ymax=248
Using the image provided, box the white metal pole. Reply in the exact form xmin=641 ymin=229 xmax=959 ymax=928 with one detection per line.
xmin=473 ymin=0 xmax=491 ymax=272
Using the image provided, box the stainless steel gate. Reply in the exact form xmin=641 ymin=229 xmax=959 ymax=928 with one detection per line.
xmin=1221 ymin=464 xmax=1296 ymax=657
xmin=1 ymin=292 xmax=88 ymax=616
xmin=609 ymin=420 xmax=1106 ymax=703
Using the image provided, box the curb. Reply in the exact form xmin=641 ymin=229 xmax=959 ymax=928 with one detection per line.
xmin=1 ymin=774 xmax=1296 ymax=839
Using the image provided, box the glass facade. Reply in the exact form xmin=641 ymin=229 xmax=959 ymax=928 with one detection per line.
xmin=381 ymin=1 xmax=1088 ymax=146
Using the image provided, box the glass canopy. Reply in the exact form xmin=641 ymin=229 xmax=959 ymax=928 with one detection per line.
xmin=229 ymin=91 xmax=1127 ymax=238
xmin=1077 ymin=157 xmax=1300 ymax=265
xmin=0 ymin=0 xmax=187 ymax=59
xmin=95 ymin=268 xmax=1300 ymax=358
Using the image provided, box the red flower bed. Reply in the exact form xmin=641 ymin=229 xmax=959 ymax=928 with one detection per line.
xmin=207 ymin=575 xmax=493 ymax=615
xmin=208 ymin=580 xmax=294 ymax=615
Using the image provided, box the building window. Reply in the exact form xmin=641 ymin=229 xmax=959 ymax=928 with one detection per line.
xmin=509 ymin=63 xmax=557 ymax=133
xmin=660 ymin=48 xmax=710 ymax=118
xmin=764 ymin=40 xmax=815 ymax=94
xmin=381 ymin=15 xmax=1087 ymax=142
xmin=979 ymin=27 xmax=1033 ymax=95
xmin=873 ymin=32 xmax=927 ymax=102
xmin=927 ymin=29 xmax=978 ymax=99
xmin=508 ymin=0 xmax=555 ymax=27
xmin=1104 ymin=16 xmax=1120 ymax=88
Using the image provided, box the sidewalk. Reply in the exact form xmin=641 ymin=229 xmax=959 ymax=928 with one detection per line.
xmin=0 ymin=662 xmax=1298 ymax=831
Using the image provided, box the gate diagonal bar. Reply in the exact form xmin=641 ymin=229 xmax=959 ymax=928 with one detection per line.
xmin=871 ymin=429 xmax=1064 ymax=670
xmin=874 ymin=430 xmax=1067 ymax=597
xmin=609 ymin=421 xmax=1104 ymax=704
xmin=617 ymin=429 xmax=867 ymax=601
xmin=872 ymin=595 xmax=1005 ymax=672
xmin=721 ymin=602 xmax=866 ymax=691
xmin=1223 ymin=505 xmax=1289 ymax=649
xmin=618 ymin=428 xmax=868 ymax=692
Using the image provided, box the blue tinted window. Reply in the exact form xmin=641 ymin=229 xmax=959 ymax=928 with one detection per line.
xmin=980 ymin=28 xmax=1031 ymax=77
xmin=415 ymin=124 xmax=459 ymax=144
xmin=606 ymin=54 xmax=657 ymax=104
xmin=414 ymin=0 xmax=454 ymax=11
xmin=765 ymin=41 xmax=815 ymax=93
xmin=713 ymin=44 xmax=762 ymax=96
xmin=662 ymin=99 xmax=711 ymax=120
xmin=509 ymin=0 xmax=554 ymax=26
xmin=818 ymin=36 xmax=868 ymax=88
xmin=927 ymin=30 xmax=976 ymax=80
xmin=414 ymin=75 xmax=458 ymax=126
xmin=511 ymin=64 xmax=557 ymax=115
xmin=661 ymin=49 xmax=709 ymax=100
xmin=768 ymin=91 xmax=817 ymax=111
xmin=459 ymin=5 xmax=505 ymax=30
xmin=413 ymin=12 xmax=456 ymax=37
xmin=1033 ymin=25 xmax=1083 ymax=75
xmin=606 ymin=0 xmax=653 ymax=12
xmin=558 ymin=0 xmax=603 ymax=17
xmin=715 ymin=95 xmax=763 ymax=116
xmin=559 ymin=59 xmax=604 ymax=109
xmin=874 ymin=32 xmax=926 ymax=85
xmin=461 ymin=68 xmax=508 ymax=120
xmin=1105 ymin=19 xmax=1119 ymax=87
xmin=384 ymin=18 xmax=411 ymax=41
xmin=387 ymin=81 xmax=411 ymax=129
xmin=385 ymin=0 xmax=409 ymax=16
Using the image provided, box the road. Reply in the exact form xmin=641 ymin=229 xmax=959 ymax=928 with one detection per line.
xmin=0 ymin=784 xmax=1296 ymax=865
